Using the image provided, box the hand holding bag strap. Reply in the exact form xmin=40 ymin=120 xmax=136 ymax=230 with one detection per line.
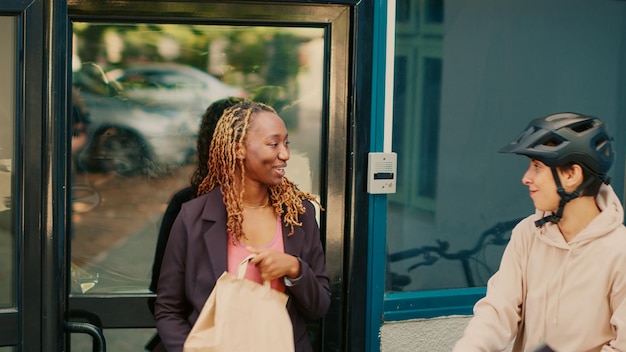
xmin=236 ymin=254 xmax=256 ymax=279
xmin=236 ymin=254 xmax=271 ymax=289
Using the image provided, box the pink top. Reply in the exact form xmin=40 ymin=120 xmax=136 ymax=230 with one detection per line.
xmin=227 ymin=216 xmax=286 ymax=292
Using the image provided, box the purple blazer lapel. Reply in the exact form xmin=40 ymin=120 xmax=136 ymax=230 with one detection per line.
xmin=199 ymin=191 xmax=310 ymax=275
xmin=200 ymin=188 xmax=229 ymax=277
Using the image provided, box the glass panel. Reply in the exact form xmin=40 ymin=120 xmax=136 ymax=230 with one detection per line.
xmin=424 ymin=0 xmax=443 ymax=24
xmin=0 ymin=16 xmax=16 ymax=309
xmin=70 ymin=328 xmax=155 ymax=351
xmin=387 ymin=0 xmax=626 ymax=292
xmin=70 ymin=23 xmax=324 ymax=294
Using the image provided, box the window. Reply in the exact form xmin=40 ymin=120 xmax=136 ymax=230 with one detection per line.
xmin=0 ymin=15 xmax=15 ymax=310
xmin=385 ymin=0 xmax=626 ymax=319
xmin=69 ymin=22 xmax=326 ymax=349
xmin=71 ymin=22 xmax=324 ymax=295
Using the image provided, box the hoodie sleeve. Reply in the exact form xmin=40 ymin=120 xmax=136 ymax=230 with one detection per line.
xmin=453 ymin=221 xmax=529 ymax=351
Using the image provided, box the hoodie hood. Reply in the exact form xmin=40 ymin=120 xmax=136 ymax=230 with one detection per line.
xmin=533 ymin=183 xmax=624 ymax=249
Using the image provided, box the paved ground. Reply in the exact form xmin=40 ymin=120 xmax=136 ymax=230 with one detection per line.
xmin=72 ymin=165 xmax=191 ymax=266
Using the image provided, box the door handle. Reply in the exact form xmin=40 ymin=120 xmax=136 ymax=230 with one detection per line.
xmin=64 ymin=321 xmax=106 ymax=352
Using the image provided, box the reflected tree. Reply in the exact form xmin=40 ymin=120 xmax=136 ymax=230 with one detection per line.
xmin=73 ymin=23 xmax=309 ymax=128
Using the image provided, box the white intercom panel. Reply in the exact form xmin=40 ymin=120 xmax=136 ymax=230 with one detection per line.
xmin=367 ymin=152 xmax=397 ymax=194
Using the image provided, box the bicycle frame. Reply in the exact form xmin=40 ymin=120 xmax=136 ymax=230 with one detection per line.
xmin=388 ymin=217 xmax=524 ymax=287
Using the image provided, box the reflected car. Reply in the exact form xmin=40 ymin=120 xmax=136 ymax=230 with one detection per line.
xmin=73 ymin=67 xmax=200 ymax=176
xmin=106 ymin=63 xmax=246 ymax=113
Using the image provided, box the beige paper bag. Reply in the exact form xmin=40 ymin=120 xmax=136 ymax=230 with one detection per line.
xmin=183 ymin=254 xmax=295 ymax=352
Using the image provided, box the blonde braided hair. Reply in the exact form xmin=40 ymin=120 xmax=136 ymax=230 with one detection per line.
xmin=197 ymin=100 xmax=322 ymax=242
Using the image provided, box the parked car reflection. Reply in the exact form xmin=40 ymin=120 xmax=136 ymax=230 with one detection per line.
xmin=73 ymin=64 xmax=201 ymax=176
xmin=106 ymin=62 xmax=246 ymax=113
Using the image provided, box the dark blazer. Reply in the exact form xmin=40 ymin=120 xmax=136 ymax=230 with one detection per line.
xmin=146 ymin=187 xmax=193 ymax=351
xmin=155 ymin=187 xmax=331 ymax=352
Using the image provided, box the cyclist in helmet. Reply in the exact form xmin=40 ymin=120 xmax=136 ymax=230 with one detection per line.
xmin=454 ymin=112 xmax=626 ymax=351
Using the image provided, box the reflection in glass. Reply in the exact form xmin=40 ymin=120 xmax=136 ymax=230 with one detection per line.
xmin=71 ymin=328 xmax=155 ymax=351
xmin=386 ymin=0 xmax=626 ymax=293
xmin=0 ymin=16 xmax=16 ymax=309
xmin=70 ymin=23 xmax=324 ymax=294
xmin=424 ymin=0 xmax=443 ymax=24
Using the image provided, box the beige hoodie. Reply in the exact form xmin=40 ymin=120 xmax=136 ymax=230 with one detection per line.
xmin=453 ymin=184 xmax=626 ymax=351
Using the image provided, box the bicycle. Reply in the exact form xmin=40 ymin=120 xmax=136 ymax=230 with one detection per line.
xmin=71 ymin=152 xmax=101 ymax=214
xmin=72 ymin=183 xmax=101 ymax=214
xmin=388 ymin=216 xmax=525 ymax=289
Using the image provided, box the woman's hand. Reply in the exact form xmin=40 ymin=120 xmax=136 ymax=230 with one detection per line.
xmin=246 ymin=247 xmax=301 ymax=281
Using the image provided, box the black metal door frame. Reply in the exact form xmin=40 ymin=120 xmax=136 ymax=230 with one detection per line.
xmin=64 ymin=1 xmax=354 ymax=351
xmin=0 ymin=0 xmax=72 ymax=350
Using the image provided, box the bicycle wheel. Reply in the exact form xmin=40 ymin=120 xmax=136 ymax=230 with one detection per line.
xmin=72 ymin=184 xmax=101 ymax=213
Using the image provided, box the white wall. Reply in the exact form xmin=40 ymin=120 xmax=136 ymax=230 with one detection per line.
xmin=381 ymin=316 xmax=470 ymax=352
xmin=381 ymin=316 xmax=515 ymax=351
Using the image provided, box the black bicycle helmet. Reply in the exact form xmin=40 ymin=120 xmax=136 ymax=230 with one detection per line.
xmin=499 ymin=112 xmax=614 ymax=226
xmin=499 ymin=112 xmax=614 ymax=178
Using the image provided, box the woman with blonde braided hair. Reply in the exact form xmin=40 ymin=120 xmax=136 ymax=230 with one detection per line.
xmin=155 ymin=100 xmax=330 ymax=352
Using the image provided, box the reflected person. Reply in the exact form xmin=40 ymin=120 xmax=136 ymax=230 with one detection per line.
xmin=155 ymin=101 xmax=331 ymax=352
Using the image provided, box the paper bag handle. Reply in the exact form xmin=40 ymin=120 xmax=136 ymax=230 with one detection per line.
xmin=236 ymin=254 xmax=271 ymax=288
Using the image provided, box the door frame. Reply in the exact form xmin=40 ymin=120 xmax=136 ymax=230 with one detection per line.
xmin=64 ymin=1 xmax=353 ymax=351
xmin=0 ymin=0 xmax=68 ymax=349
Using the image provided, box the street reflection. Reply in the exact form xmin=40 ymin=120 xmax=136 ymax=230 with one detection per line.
xmin=71 ymin=165 xmax=192 ymax=294
xmin=70 ymin=23 xmax=324 ymax=295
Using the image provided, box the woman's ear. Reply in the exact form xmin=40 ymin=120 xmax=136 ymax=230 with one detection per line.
xmin=236 ymin=142 xmax=246 ymax=160
xmin=561 ymin=164 xmax=584 ymax=189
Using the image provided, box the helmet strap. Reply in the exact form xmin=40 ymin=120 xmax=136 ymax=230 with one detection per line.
xmin=534 ymin=167 xmax=595 ymax=227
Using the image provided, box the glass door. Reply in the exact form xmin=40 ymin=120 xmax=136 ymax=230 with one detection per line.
xmin=67 ymin=1 xmax=350 ymax=351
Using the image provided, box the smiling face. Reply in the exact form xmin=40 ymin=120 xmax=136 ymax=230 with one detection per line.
xmin=522 ymin=159 xmax=561 ymax=212
xmin=240 ymin=110 xmax=290 ymax=186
